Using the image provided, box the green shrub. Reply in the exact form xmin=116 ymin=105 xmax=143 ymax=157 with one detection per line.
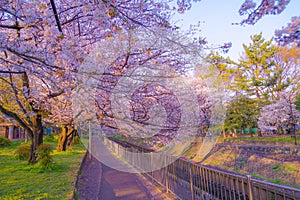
xmin=286 ymin=166 xmax=297 ymax=172
xmin=0 ymin=135 xmax=10 ymax=147
xmin=15 ymin=143 xmax=31 ymax=160
xmin=234 ymin=167 xmax=240 ymax=172
xmin=37 ymin=144 xmax=53 ymax=169
xmin=112 ymin=134 xmax=126 ymax=140
xmin=43 ymin=134 xmax=57 ymax=143
xmin=272 ymin=164 xmax=280 ymax=170
xmin=72 ymin=135 xmax=80 ymax=145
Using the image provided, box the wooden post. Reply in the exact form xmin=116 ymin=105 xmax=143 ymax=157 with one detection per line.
xmin=189 ymin=163 xmax=195 ymax=200
xmin=88 ymin=120 xmax=92 ymax=159
xmin=150 ymin=152 xmax=153 ymax=182
xmin=246 ymin=175 xmax=254 ymax=200
xmin=165 ymin=155 xmax=169 ymax=193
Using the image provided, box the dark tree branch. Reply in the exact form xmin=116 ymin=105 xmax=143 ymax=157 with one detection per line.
xmin=8 ymin=73 xmax=30 ymax=119
xmin=0 ymin=7 xmax=24 ymax=21
xmin=21 ymin=71 xmax=30 ymax=101
xmin=0 ymin=24 xmax=21 ymax=30
xmin=0 ymin=70 xmax=24 ymax=74
xmin=50 ymin=0 xmax=63 ymax=33
xmin=6 ymin=47 xmax=64 ymax=70
xmin=0 ymin=104 xmax=33 ymax=136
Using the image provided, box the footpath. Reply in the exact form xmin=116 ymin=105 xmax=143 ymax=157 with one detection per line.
xmin=77 ymin=137 xmax=176 ymax=200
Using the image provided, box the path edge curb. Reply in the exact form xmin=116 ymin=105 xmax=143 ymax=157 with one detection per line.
xmin=70 ymin=150 xmax=88 ymax=200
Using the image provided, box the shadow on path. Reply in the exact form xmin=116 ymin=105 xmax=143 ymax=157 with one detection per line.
xmin=99 ymin=164 xmax=152 ymax=200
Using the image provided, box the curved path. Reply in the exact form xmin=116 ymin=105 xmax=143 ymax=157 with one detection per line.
xmin=77 ymin=137 xmax=176 ymax=200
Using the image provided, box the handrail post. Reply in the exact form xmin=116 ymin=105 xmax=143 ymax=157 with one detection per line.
xmin=165 ymin=155 xmax=169 ymax=193
xmin=189 ymin=163 xmax=195 ymax=200
xmin=150 ymin=152 xmax=154 ymax=182
xmin=88 ymin=120 xmax=92 ymax=159
xmin=246 ymin=175 xmax=254 ymax=200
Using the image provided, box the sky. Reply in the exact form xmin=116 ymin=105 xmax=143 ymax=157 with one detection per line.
xmin=172 ymin=0 xmax=300 ymax=61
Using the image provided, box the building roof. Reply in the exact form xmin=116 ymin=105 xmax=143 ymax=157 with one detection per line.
xmin=0 ymin=114 xmax=17 ymax=126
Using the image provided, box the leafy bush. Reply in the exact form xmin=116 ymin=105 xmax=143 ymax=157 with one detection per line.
xmin=53 ymin=134 xmax=60 ymax=140
xmin=72 ymin=135 xmax=80 ymax=145
xmin=0 ymin=135 xmax=10 ymax=147
xmin=37 ymin=144 xmax=53 ymax=169
xmin=43 ymin=134 xmax=57 ymax=143
xmin=272 ymin=164 xmax=280 ymax=170
xmin=15 ymin=143 xmax=30 ymax=160
xmin=112 ymin=134 xmax=126 ymax=140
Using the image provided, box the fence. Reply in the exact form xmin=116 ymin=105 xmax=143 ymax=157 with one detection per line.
xmin=103 ymin=138 xmax=300 ymax=200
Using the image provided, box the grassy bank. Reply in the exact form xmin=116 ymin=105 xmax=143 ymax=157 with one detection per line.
xmin=202 ymin=145 xmax=300 ymax=188
xmin=178 ymin=136 xmax=300 ymax=188
xmin=222 ymin=135 xmax=300 ymax=144
xmin=0 ymin=138 xmax=86 ymax=200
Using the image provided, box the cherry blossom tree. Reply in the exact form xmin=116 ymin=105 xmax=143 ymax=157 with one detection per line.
xmin=238 ymin=0 xmax=291 ymax=25
xmin=275 ymin=16 xmax=300 ymax=47
xmin=0 ymin=0 xmax=180 ymax=162
xmin=47 ymin=92 xmax=77 ymax=151
xmin=72 ymin=25 xmax=225 ymax=159
xmin=0 ymin=70 xmax=54 ymax=162
xmin=238 ymin=0 xmax=299 ymax=46
xmin=258 ymin=93 xmax=300 ymax=143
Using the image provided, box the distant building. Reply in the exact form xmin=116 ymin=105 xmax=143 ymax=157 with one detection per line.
xmin=43 ymin=122 xmax=61 ymax=135
xmin=0 ymin=114 xmax=27 ymax=140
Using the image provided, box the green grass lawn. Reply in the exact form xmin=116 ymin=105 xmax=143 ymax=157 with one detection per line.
xmin=0 ymin=139 xmax=86 ymax=200
xmin=222 ymin=135 xmax=300 ymax=144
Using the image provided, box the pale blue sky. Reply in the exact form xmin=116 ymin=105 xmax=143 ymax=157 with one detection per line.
xmin=172 ymin=0 xmax=300 ymax=60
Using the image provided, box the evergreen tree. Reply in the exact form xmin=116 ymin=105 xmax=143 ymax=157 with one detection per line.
xmin=296 ymin=93 xmax=300 ymax=111
xmin=234 ymin=33 xmax=280 ymax=101
xmin=224 ymin=96 xmax=260 ymax=136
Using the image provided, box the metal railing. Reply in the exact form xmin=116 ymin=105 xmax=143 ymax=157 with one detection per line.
xmin=103 ymin=138 xmax=300 ymax=200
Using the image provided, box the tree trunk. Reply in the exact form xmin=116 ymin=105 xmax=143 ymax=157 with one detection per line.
xmin=233 ymin=129 xmax=237 ymax=137
xmin=222 ymin=131 xmax=226 ymax=138
xmin=67 ymin=130 xmax=77 ymax=150
xmin=278 ymin=126 xmax=283 ymax=135
xmin=250 ymin=127 xmax=253 ymax=137
xmin=258 ymin=128 xmax=262 ymax=137
xmin=292 ymin=123 xmax=297 ymax=146
xmin=28 ymin=114 xmax=43 ymax=163
xmin=57 ymin=125 xmax=75 ymax=152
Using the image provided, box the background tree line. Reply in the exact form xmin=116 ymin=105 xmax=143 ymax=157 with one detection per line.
xmin=207 ymin=33 xmax=300 ymax=138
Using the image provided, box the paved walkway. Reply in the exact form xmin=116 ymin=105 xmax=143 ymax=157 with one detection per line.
xmin=99 ymin=163 xmax=165 ymax=200
xmin=77 ymin=156 xmax=102 ymax=200
xmin=77 ymin=137 xmax=176 ymax=200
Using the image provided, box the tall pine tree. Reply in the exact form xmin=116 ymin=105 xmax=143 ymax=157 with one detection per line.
xmin=234 ymin=33 xmax=280 ymax=101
